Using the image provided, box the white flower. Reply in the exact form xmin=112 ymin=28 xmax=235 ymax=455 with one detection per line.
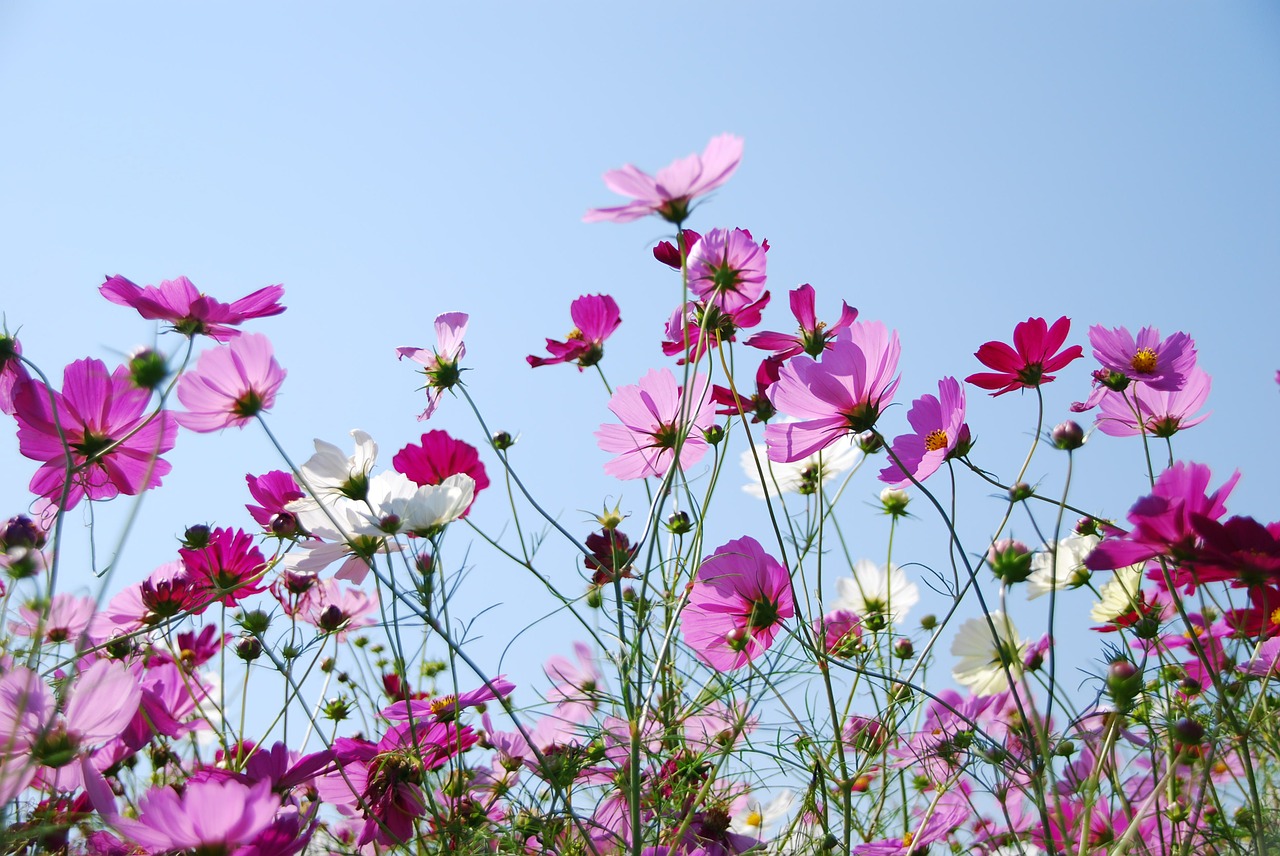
xmin=1026 ymin=533 xmax=1099 ymax=599
xmin=1090 ymin=562 xmax=1146 ymax=623
xmin=729 ymin=790 xmax=795 ymax=840
xmin=362 ymin=471 xmax=475 ymax=535
xmin=990 ymin=846 xmax=1046 ymax=856
xmin=834 ymin=560 xmax=919 ymax=625
xmin=288 ymin=429 xmax=379 ymax=532
xmin=951 ymin=610 xmax=1028 ymax=696
xmin=740 ymin=438 xmax=861 ymax=499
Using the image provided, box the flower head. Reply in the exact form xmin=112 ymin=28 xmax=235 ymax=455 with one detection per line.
xmin=951 ymin=611 xmax=1029 ymax=696
xmin=175 ymin=333 xmax=285 ymax=432
xmin=877 ymin=377 xmax=971 ymax=488
xmin=740 ymin=434 xmax=862 ymax=499
xmin=765 ymin=322 xmax=901 ymax=462
xmin=528 ymin=294 xmax=622 ymax=370
xmin=1025 ymin=533 xmax=1100 ymax=599
xmin=682 ymin=536 xmax=795 ymax=671
xmin=396 ymin=312 xmax=468 ymax=420
xmin=392 ymin=430 xmax=489 ymax=516
xmin=245 ymin=470 xmax=305 ymax=537
xmin=834 ymin=560 xmax=919 ymax=627
xmin=661 ymin=292 xmax=770 ymax=364
xmin=595 ymin=369 xmax=716 ymax=480
xmin=686 ymin=228 xmax=768 ymax=315
xmin=99 ymin=275 xmax=285 ymax=341
xmin=1087 ymin=324 xmax=1197 ymax=391
xmin=13 ymin=358 xmax=178 ymax=509
xmin=1094 ymin=365 xmax=1211 ymax=438
xmin=746 ymin=284 xmax=859 ymax=361
xmin=584 ymin=134 xmax=743 ymax=225
xmin=0 ymin=331 xmax=30 ymax=416
xmin=180 ymin=527 xmax=268 ymax=606
xmin=108 ymin=778 xmax=281 ymax=853
xmin=965 ymin=316 xmax=1083 ymax=396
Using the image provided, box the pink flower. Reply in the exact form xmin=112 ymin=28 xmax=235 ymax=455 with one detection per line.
xmin=107 ymin=778 xmax=281 ymax=853
xmin=11 ymin=592 xmax=95 ymax=645
xmin=814 ymin=608 xmax=864 ymax=658
xmin=245 ymin=470 xmax=305 ymax=537
xmin=682 ymin=536 xmax=795 ymax=672
xmin=180 ymin=527 xmax=268 ymax=606
xmin=595 ymin=369 xmax=716 ymax=480
xmin=661 ymin=291 xmax=770 ymax=364
xmin=0 ymin=331 xmax=30 ymax=416
xmin=746 ymin=283 xmax=859 ymax=361
xmin=687 ymin=228 xmax=768 ymax=315
xmin=964 ymin=316 xmax=1083 ymax=396
xmin=13 ymin=358 xmax=178 ymax=509
xmin=301 ymin=578 xmax=377 ymax=640
xmin=393 ymin=430 xmax=489 ymax=516
xmin=584 ymin=133 xmax=743 ymax=225
xmin=1094 ymin=364 xmax=1211 ymax=438
xmin=544 ymin=641 xmax=602 ymax=723
xmin=99 ymin=275 xmax=285 ymax=341
xmin=878 ymin=377 xmax=971 ymax=488
xmin=174 ymin=332 xmax=285 ymax=432
xmin=764 ymin=322 xmax=901 ymax=462
xmin=1240 ymin=637 xmax=1280 ymax=677
xmin=527 ymin=294 xmax=622 ymax=370
xmin=396 ymin=311 xmax=468 ymax=421
xmin=653 ymin=230 xmax=702 ymax=269
xmin=1087 ymin=324 xmax=1197 ymax=391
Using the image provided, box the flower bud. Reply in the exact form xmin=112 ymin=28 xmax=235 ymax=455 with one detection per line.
xmin=892 ymin=638 xmax=914 ymax=660
xmin=1051 ymin=420 xmax=1085 ymax=451
xmin=666 ymin=511 xmax=694 ymax=535
xmin=702 ymin=424 xmax=725 ymax=445
xmin=919 ymin=614 xmax=937 ymax=631
xmin=492 ymin=431 xmax=516 ymax=451
xmin=127 ymin=347 xmax=169 ymax=391
xmin=987 ymin=538 xmax=1033 ymax=583
xmin=235 ymin=636 xmax=262 ymax=662
xmin=181 ymin=524 xmax=211 ymax=549
xmin=855 ymin=431 xmax=883 ymax=454
xmin=1106 ymin=658 xmax=1142 ymax=706
xmin=324 ymin=697 xmax=352 ymax=722
xmin=585 ymin=586 xmax=603 ymax=609
xmin=595 ymin=502 xmax=626 ymax=531
xmin=1075 ymin=516 xmax=1101 ymax=537
xmin=1171 ymin=717 xmax=1204 ymax=745
xmin=237 ymin=609 xmax=271 ymax=635
xmin=879 ymin=487 xmax=909 ymax=517
xmin=318 ymin=605 xmax=347 ymax=633
xmin=1008 ymin=482 xmax=1034 ymax=502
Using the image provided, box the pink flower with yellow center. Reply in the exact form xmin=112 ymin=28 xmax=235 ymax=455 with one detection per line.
xmin=878 ymin=377 xmax=971 ymax=488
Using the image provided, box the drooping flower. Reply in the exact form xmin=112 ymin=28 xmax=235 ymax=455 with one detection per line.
xmin=877 ymin=377 xmax=971 ymax=488
xmin=964 ymin=316 xmax=1083 ymax=396
xmin=584 ymin=134 xmax=743 ymax=225
xmin=1094 ymin=364 xmax=1211 ymax=438
xmin=746 ymin=284 xmax=859 ymax=362
xmin=711 ymin=356 xmax=781 ymax=423
xmin=951 ymin=611 xmax=1029 ymax=696
xmin=1087 ymin=324 xmax=1197 ymax=391
xmin=653 ymin=230 xmax=702 ymax=269
xmin=245 ymin=470 xmax=305 ymax=537
xmin=13 ymin=358 xmax=178 ymax=509
xmin=740 ymin=434 xmax=862 ymax=499
xmin=682 ymin=536 xmax=795 ymax=672
xmin=686 ymin=228 xmax=768 ymax=315
xmin=595 ymin=368 xmax=716 ymax=480
xmin=99 ymin=275 xmax=285 ymax=341
xmin=660 ymin=291 xmax=770 ymax=363
xmin=392 ymin=430 xmax=489 ymax=516
xmin=396 ymin=312 xmax=468 ymax=421
xmin=175 ymin=332 xmax=286 ymax=432
xmin=834 ymin=560 xmax=919 ymax=627
xmin=764 ymin=322 xmax=901 ymax=463
xmin=0 ymin=331 xmax=31 ymax=416
xmin=527 ymin=294 xmax=622 ymax=370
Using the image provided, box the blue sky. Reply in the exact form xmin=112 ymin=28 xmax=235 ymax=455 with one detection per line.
xmin=1 ymin=3 xmax=1277 ymax=706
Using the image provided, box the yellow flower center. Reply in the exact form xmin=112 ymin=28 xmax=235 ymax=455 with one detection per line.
xmin=745 ymin=810 xmax=763 ymax=827
xmin=902 ymin=832 xmax=915 ymax=847
xmin=1130 ymin=347 xmax=1158 ymax=374
xmin=1271 ymin=607 xmax=1280 ymax=626
xmin=566 ymin=328 xmax=584 ymax=341
xmin=924 ymin=429 xmax=948 ymax=452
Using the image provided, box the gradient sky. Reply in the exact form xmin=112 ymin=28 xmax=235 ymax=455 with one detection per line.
xmin=1 ymin=3 xmax=1277 ymax=708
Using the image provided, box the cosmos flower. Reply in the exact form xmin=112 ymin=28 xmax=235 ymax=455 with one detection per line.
xmin=174 ymin=333 xmax=286 ymax=432
xmin=396 ymin=312 xmax=468 ymax=421
xmin=392 ymin=430 xmax=489 ymax=516
xmin=99 ymin=274 xmax=285 ymax=341
xmin=740 ymin=433 xmax=862 ymax=499
xmin=834 ymin=560 xmax=919 ymax=626
xmin=1088 ymin=324 xmax=1197 ymax=391
xmin=584 ymin=134 xmax=743 ymax=224
xmin=527 ymin=294 xmax=622 ymax=370
xmin=964 ymin=316 xmax=1082 ymax=396
xmin=0 ymin=331 xmax=30 ymax=416
xmin=682 ymin=536 xmax=795 ymax=672
xmin=877 ymin=377 xmax=971 ymax=488
xmin=1025 ymin=533 xmax=1100 ymax=599
xmin=595 ymin=368 xmax=716 ymax=480
xmin=1094 ymin=365 xmax=1211 ymax=438
xmin=686 ymin=228 xmax=768 ymax=315
xmin=746 ymin=283 xmax=859 ymax=362
xmin=950 ymin=611 xmax=1029 ymax=696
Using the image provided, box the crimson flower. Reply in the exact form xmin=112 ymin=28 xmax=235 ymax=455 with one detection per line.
xmin=584 ymin=134 xmax=743 ymax=225
xmin=245 ymin=470 xmax=305 ymax=537
xmin=527 ymin=294 xmax=622 ymax=370
xmin=965 ymin=316 xmax=1083 ymax=396
xmin=711 ymin=356 xmax=781 ymax=423
xmin=392 ymin=430 xmax=489 ymax=516
xmin=746 ymin=283 xmax=859 ymax=361
xmin=180 ymin=527 xmax=268 ymax=606
xmin=13 ymin=358 xmax=178 ymax=509
xmin=100 ymin=275 xmax=285 ymax=341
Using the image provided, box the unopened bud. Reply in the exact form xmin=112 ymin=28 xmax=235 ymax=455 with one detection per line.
xmin=987 ymin=538 xmax=1033 ymax=583
xmin=855 ymin=431 xmax=883 ymax=454
xmin=492 ymin=431 xmax=516 ymax=451
xmin=1051 ymin=420 xmax=1085 ymax=451
xmin=666 ymin=511 xmax=693 ymax=535
xmin=235 ymin=637 xmax=262 ymax=662
xmin=127 ymin=347 xmax=169 ymax=391
xmin=703 ymin=424 xmax=725 ymax=445
xmin=879 ymin=487 xmax=909 ymax=516
xmin=892 ymin=638 xmax=914 ymax=659
xmin=1008 ymin=482 xmax=1034 ymax=502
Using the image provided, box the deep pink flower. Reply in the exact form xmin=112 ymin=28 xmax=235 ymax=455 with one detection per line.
xmin=746 ymin=283 xmax=859 ymax=361
xmin=13 ymin=358 xmax=178 ymax=509
xmin=661 ymin=291 xmax=770 ymax=364
xmin=180 ymin=527 xmax=268 ymax=606
xmin=527 ymin=294 xmax=622 ymax=370
xmin=108 ymin=778 xmax=281 ymax=853
xmin=1088 ymin=324 xmax=1197 ymax=392
xmin=814 ymin=609 xmax=864 ymax=658
xmin=382 ymin=676 xmax=516 ymax=724
xmin=1186 ymin=515 xmax=1280 ymax=588
xmin=245 ymin=470 xmax=305 ymax=537
xmin=393 ymin=430 xmax=489 ymax=517
xmin=0 ymin=331 xmax=30 ymax=416
xmin=90 ymin=561 xmax=207 ymax=640
xmin=686 ymin=228 xmax=768 ymax=314
xmin=711 ymin=356 xmax=781 ymax=423
xmin=682 ymin=536 xmax=795 ymax=672
xmin=1085 ymin=461 xmax=1239 ymax=577
xmin=764 ymin=322 xmax=901 ymax=462
xmin=584 ymin=134 xmax=743 ymax=225
xmin=595 ymin=369 xmax=716 ymax=480
xmin=653 ymin=230 xmax=702 ymax=269
xmin=99 ymin=275 xmax=285 ymax=341
xmin=175 ymin=332 xmax=285 ymax=432
xmin=878 ymin=377 xmax=971 ymax=488
xmin=396 ymin=312 xmax=468 ymax=421
xmin=1094 ymin=364 xmax=1211 ymax=437
xmin=964 ymin=316 xmax=1083 ymax=396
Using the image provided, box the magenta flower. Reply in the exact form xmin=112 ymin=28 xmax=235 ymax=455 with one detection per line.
xmin=711 ymin=356 xmax=781 ymax=423
xmin=396 ymin=311 xmax=468 ymax=421
xmin=527 ymin=294 xmax=622 ymax=370
xmin=13 ymin=358 xmax=178 ymax=509
xmin=653 ymin=230 xmax=702 ymax=269
xmin=746 ymin=283 xmax=859 ymax=361
xmin=1088 ymin=324 xmax=1197 ymax=391
xmin=0 ymin=331 xmax=30 ymax=416
xmin=764 ymin=322 xmax=901 ymax=462
xmin=393 ymin=430 xmax=489 ymax=516
xmin=661 ymin=290 xmax=770 ymax=364
xmin=1240 ymin=637 xmax=1280 ymax=677
xmin=814 ymin=608 xmax=864 ymax=658
xmin=682 ymin=536 xmax=795 ymax=672
xmin=99 ymin=275 xmax=285 ymax=341
xmin=180 ymin=527 xmax=268 ymax=606
xmin=1094 ymin=364 xmax=1211 ymax=438
xmin=964 ymin=316 xmax=1083 ymax=396
xmin=878 ymin=377 xmax=971 ymax=488
xmin=108 ymin=778 xmax=281 ymax=853
xmin=687 ymin=228 xmax=768 ymax=314
xmin=595 ymin=368 xmax=716 ymax=480
xmin=245 ymin=470 xmax=305 ymax=537
xmin=584 ymin=133 xmax=743 ymax=225
xmin=174 ymin=332 xmax=285 ymax=432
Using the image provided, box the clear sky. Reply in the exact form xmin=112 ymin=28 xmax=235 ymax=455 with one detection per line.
xmin=1 ymin=3 xmax=1277 ymax=702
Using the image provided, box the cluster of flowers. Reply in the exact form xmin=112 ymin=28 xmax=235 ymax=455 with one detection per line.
xmin=0 ymin=133 xmax=1275 ymax=856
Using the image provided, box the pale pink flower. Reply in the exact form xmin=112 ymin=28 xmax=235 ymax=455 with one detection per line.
xmin=175 ymin=332 xmax=286 ymax=431
xmin=686 ymin=228 xmax=768 ymax=314
xmin=107 ymin=778 xmax=281 ymax=853
xmin=1094 ymin=364 xmax=1211 ymax=437
xmin=397 ymin=312 xmax=468 ymax=420
xmin=584 ymin=134 xmax=743 ymax=224
xmin=11 ymin=592 xmax=96 ymax=645
xmin=595 ymin=368 xmax=716 ymax=480
xmin=99 ymin=274 xmax=285 ymax=341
